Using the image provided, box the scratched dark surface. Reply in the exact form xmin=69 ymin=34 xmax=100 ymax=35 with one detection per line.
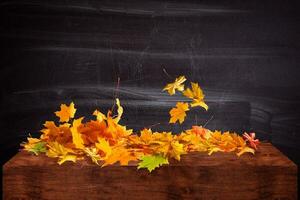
xmin=0 ymin=0 xmax=299 ymax=179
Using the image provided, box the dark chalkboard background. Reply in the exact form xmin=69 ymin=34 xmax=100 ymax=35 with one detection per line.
xmin=1 ymin=0 xmax=299 ymax=188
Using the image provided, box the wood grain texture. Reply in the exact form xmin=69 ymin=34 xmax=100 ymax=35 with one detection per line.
xmin=3 ymin=143 xmax=297 ymax=200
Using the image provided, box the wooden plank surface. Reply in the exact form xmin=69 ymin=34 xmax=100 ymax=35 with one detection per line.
xmin=3 ymin=143 xmax=297 ymax=200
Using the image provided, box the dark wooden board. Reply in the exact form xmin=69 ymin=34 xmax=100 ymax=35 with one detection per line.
xmin=3 ymin=143 xmax=297 ymax=200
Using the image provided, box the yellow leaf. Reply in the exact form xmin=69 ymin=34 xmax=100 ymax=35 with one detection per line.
xmin=169 ymin=102 xmax=189 ymax=124
xmin=71 ymin=117 xmax=85 ymax=149
xmin=55 ymin=102 xmax=77 ymax=123
xmin=208 ymin=146 xmax=222 ymax=155
xmin=183 ymin=82 xmax=208 ymax=111
xmin=237 ymin=146 xmax=255 ymax=157
xmin=84 ymin=147 xmax=101 ymax=165
xmin=93 ymin=110 xmax=107 ymax=122
xmin=24 ymin=137 xmax=41 ymax=145
xmin=163 ymin=76 xmax=186 ymax=95
xmin=21 ymin=137 xmax=46 ymax=155
xmin=169 ymin=141 xmax=186 ymax=160
xmin=58 ymin=154 xmax=77 ymax=165
xmin=46 ymin=141 xmax=77 ymax=165
xmin=114 ymin=98 xmax=123 ymax=123
xmin=95 ymin=138 xmax=112 ymax=159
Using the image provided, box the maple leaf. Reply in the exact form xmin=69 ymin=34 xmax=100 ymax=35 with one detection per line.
xmin=169 ymin=141 xmax=186 ymax=161
xmin=140 ymin=128 xmax=153 ymax=144
xmin=84 ymin=147 xmax=101 ymax=165
xmin=243 ymin=132 xmax=259 ymax=150
xmin=29 ymin=142 xmax=47 ymax=155
xmin=137 ymin=154 xmax=169 ymax=172
xmin=95 ymin=137 xmax=112 ymax=159
xmin=177 ymin=131 xmax=207 ymax=152
xmin=46 ymin=142 xmax=77 ymax=165
xmin=106 ymin=112 xmax=133 ymax=139
xmin=79 ymin=120 xmax=109 ymax=145
xmin=169 ymin=102 xmax=189 ymax=124
xmin=55 ymin=102 xmax=77 ymax=123
xmin=71 ymin=117 xmax=85 ymax=149
xmin=237 ymin=146 xmax=255 ymax=157
xmin=163 ymin=76 xmax=186 ymax=95
xmin=102 ymin=146 xmax=138 ymax=167
xmin=191 ymin=126 xmax=211 ymax=139
xmin=41 ymin=121 xmax=74 ymax=146
xmin=93 ymin=110 xmax=107 ymax=122
xmin=183 ymin=82 xmax=208 ymax=111
xmin=22 ymin=137 xmax=46 ymax=155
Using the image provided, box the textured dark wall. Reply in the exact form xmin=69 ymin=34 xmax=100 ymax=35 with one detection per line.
xmin=1 ymin=0 xmax=299 ymax=174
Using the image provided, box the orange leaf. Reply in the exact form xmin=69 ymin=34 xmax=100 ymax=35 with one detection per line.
xmin=55 ymin=102 xmax=77 ymax=123
xmin=169 ymin=102 xmax=189 ymax=124
xmin=102 ymin=147 xmax=138 ymax=166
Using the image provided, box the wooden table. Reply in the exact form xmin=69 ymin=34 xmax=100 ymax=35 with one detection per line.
xmin=3 ymin=143 xmax=297 ymax=200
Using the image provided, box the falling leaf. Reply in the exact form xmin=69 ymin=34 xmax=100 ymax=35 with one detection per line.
xmin=55 ymin=102 xmax=77 ymax=123
xmin=114 ymin=98 xmax=123 ymax=123
xmin=169 ymin=102 xmax=189 ymax=124
xmin=93 ymin=110 xmax=107 ymax=122
xmin=71 ymin=118 xmax=85 ymax=149
xmin=137 ymin=154 xmax=169 ymax=172
xmin=163 ymin=76 xmax=186 ymax=95
xmin=183 ymin=82 xmax=208 ymax=110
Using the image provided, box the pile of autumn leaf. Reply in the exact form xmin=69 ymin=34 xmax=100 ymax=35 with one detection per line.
xmin=22 ymin=76 xmax=259 ymax=172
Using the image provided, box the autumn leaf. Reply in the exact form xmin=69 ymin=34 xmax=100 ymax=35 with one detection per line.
xmin=79 ymin=120 xmax=109 ymax=145
xmin=106 ymin=111 xmax=133 ymax=138
xmin=22 ymin=137 xmax=46 ymax=155
xmin=102 ymin=147 xmax=138 ymax=167
xmin=137 ymin=154 xmax=169 ymax=172
xmin=169 ymin=141 xmax=186 ymax=161
xmin=95 ymin=137 xmax=112 ymax=159
xmin=208 ymin=146 xmax=222 ymax=155
xmin=71 ymin=118 xmax=85 ymax=149
xmin=140 ymin=128 xmax=153 ymax=144
xmin=46 ymin=142 xmax=77 ymax=165
xmin=237 ymin=146 xmax=255 ymax=157
xmin=190 ymin=126 xmax=211 ymax=139
xmin=29 ymin=142 xmax=47 ymax=155
xmin=55 ymin=102 xmax=77 ymax=123
xmin=169 ymin=102 xmax=189 ymax=124
xmin=114 ymin=98 xmax=123 ymax=123
xmin=84 ymin=147 xmax=101 ymax=165
xmin=183 ymin=82 xmax=208 ymax=111
xmin=243 ymin=132 xmax=259 ymax=150
xmin=93 ymin=110 xmax=107 ymax=122
xmin=163 ymin=76 xmax=186 ymax=95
